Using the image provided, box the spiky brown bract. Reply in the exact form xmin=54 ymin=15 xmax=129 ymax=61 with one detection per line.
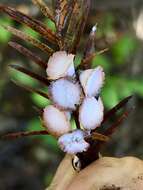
xmin=0 ymin=5 xmax=58 ymax=44
xmin=32 ymin=0 xmax=55 ymax=22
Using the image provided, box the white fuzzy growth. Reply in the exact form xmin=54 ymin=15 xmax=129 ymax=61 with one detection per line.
xmin=51 ymin=78 xmax=81 ymax=110
xmin=43 ymin=105 xmax=71 ymax=137
xmin=58 ymin=130 xmax=90 ymax=154
xmin=80 ymin=66 xmax=105 ymax=97
xmin=46 ymin=51 xmax=75 ymax=80
xmin=79 ymin=97 xmax=104 ymax=130
xmin=92 ymin=25 xmax=97 ymax=32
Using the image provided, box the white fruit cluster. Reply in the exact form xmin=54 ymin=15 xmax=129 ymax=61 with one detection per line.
xmin=43 ymin=51 xmax=105 ymax=154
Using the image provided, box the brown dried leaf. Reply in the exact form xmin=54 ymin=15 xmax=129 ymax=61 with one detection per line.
xmin=10 ymin=64 xmax=50 ymax=86
xmin=71 ymin=0 xmax=91 ymax=53
xmin=2 ymin=25 xmax=53 ymax=54
xmin=32 ymin=0 xmax=55 ymax=23
xmin=104 ymin=109 xmax=131 ymax=136
xmin=80 ymin=48 xmax=109 ymax=70
xmin=62 ymin=0 xmax=81 ymax=50
xmin=0 ymin=5 xmax=58 ymax=44
xmin=83 ymin=26 xmax=97 ymax=59
xmin=9 ymin=41 xmax=47 ymax=69
xmin=1 ymin=130 xmax=49 ymax=140
xmin=91 ymin=132 xmax=109 ymax=142
xmin=55 ymin=0 xmax=68 ymax=35
xmin=94 ymin=109 xmax=132 ymax=157
xmin=103 ymin=95 xmax=132 ymax=123
xmin=12 ymin=80 xmax=50 ymax=99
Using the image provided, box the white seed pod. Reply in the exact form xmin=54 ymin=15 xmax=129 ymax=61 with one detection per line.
xmin=43 ymin=105 xmax=71 ymax=137
xmin=98 ymin=97 xmax=104 ymax=112
xmin=79 ymin=97 xmax=104 ymax=130
xmin=79 ymin=66 xmax=105 ymax=97
xmin=58 ymin=130 xmax=90 ymax=154
xmin=46 ymin=51 xmax=75 ymax=80
xmin=50 ymin=78 xmax=82 ymax=110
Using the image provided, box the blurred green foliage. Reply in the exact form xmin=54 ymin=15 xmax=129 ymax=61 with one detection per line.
xmin=27 ymin=118 xmax=58 ymax=151
xmin=0 ymin=16 xmax=13 ymax=43
xmin=111 ymin=35 xmax=138 ymax=65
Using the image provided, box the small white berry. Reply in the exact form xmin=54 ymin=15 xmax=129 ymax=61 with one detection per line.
xmin=43 ymin=105 xmax=71 ymax=137
xmin=58 ymin=130 xmax=90 ymax=154
xmin=79 ymin=97 xmax=104 ymax=130
xmin=50 ymin=78 xmax=82 ymax=110
xmin=79 ymin=66 xmax=105 ymax=97
xmin=46 ymin=51 xmax=75 ymax=80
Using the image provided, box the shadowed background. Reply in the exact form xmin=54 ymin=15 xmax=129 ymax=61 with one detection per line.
xmin=0 ymin=0 xmax=143 ymax=189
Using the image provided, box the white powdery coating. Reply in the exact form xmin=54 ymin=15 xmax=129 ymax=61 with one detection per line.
xmin=43 ymin=105 xmax=71 ymax=137
xmin=58 ymin=130 xmax=90 ymax=154
xmin=50 ymin=78 xmax=81 ymax=110
xmin=46 ymin=51 xmax=75 ymax=80
xmin=80 ymin=66 xmax=105 ymax=97
xmin=79 ymin=97 xmax=104 ymax=130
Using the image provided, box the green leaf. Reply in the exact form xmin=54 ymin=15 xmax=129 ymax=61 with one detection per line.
xmin=21 ymin=26 xmax=40 ymax=39
xmin=9 ymin=68 xmax=37 ymax=86
xmin=102 ymin=83 xmax=119 ymax=108
xmin=74 ymin=53 xmax=82 ymax=67
xmin=71 ymin=118 xmax=77 ymax=130
xmin=31 ymin=93 xmax=51 ymax=107
xmin=44 ymin=18 xmax=56 ymax=32
xmin=0 ymin=16 xmax=13 ymax=43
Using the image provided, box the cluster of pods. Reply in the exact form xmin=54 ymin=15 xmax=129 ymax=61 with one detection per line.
xmin=43 ymin=51 xmax=105 ymax=154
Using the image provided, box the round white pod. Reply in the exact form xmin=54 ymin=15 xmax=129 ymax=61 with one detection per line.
xmin=79 ymin=97 xmax=104 ymax=130
xmin=58 ymin=130 xmax=90 ymax=154
xmin=46 ymin=51 xmax=75 ymax=80
xmin=50 ymin=78 xmax=82 ymax=110
xmin=79 ymin=66 xmax=105 ymax=97
xmin=43 ymin=105 xmax=71 ymax=137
